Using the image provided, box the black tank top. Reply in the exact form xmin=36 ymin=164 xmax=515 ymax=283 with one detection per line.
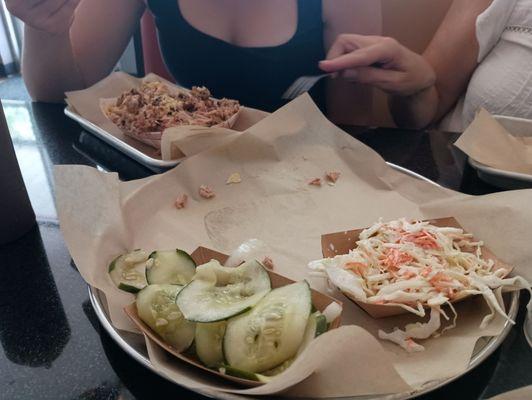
xmin=147 ymin=0 xmax=326 ymax=112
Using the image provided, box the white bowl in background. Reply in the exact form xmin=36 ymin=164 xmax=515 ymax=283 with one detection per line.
xmin=468 ymin=115 xmax=532 ymax=190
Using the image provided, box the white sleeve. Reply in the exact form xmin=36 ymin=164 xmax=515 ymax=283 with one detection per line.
xmin=476 ymin=0 xmax=518 ymax=62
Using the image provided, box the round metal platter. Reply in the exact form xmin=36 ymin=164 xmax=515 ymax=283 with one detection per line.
xmin=88 ymin=286 xmax=519 ymax=400
xmin=88 ymin=164 xmax=521 ymax=399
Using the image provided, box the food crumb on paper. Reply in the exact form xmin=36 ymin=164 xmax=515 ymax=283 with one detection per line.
xmin=226 ymin=172 xmax=242 ymax=185
xmin=199 ymin=185 xmax=215 ymax=199
xmin=174 ymin=194 xmax=188 ymax=209
xmin=326 ymin=171 xmax=341 ymax=183
xmin=262 ymin=256 xmax=274 ymax=270
xmin=308 ymin=178 xmax=322 ymax=186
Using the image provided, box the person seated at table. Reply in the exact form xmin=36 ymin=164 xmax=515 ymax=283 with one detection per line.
xmin=320 ymin=0 xmax=532 ymax=131
xmin=8 ymin=0 xmax=380 ymax=113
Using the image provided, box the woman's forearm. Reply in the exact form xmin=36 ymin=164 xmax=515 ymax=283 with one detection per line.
xmin=388 ymin=85 xmax=439 ymax=129
xmin=319 ymin=35 xmax=440 ymax=129
xmin=22 ymin=26 xmax=86 ymax=103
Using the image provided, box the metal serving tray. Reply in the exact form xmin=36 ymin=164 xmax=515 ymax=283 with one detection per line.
xmin=88 ymin=286 xmax=518 ymax=400
xmin=87 ymin=165 xmax=520 ymax=400
xmin=65 ymin=106 xmax=182 ymax=171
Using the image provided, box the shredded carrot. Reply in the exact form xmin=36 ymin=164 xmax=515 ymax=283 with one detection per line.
xmin=429 ymin=272 xmax=453 ymax=293
xmin=403 ymin=230 xmax=440 ymax=249
xmin=400 ymin=270 xmax=417 ymax=279
xmin=429 ymin=272 xmax=452 ymax=284
xmin=344 ymin=261 xmax=368 ymax=276
xmin=379 ymin=248 xmax=414 ymax=270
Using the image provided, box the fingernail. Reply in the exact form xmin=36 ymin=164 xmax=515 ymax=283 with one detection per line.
xmin=318 ymin=62 xmax=328 ymax=72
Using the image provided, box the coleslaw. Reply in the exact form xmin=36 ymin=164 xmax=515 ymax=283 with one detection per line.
xmin=309 ymin=218 xmax=531 ymax=352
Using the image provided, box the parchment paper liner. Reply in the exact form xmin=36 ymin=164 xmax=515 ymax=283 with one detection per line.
xmin=55 ymin=94 xmax=532 ymax=397
xmin=124 ymin=246 xmax=342 ymax=387
xmin=321 ymin=217 xmax=513 ymax=318
xmin=455 ymin=108 xmax=532 ymax=175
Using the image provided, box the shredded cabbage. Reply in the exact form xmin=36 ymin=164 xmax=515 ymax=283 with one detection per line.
xmin=322 ymin=302 xmax=343 ymax=324
xmin=309 ymin=218 xmax=532 ymax=351
xmin=225 ymin=239 xmax=270 ymax=267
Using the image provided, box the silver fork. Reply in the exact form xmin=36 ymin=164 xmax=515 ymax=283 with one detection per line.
xmin=282 ymin=73 xmax=332 ymax=100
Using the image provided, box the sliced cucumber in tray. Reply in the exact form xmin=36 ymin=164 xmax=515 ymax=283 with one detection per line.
xmin=261 ymin=310 xmax=327 ymax=377
xmin=296 ymin=311 xmax=327 ymax=355
xmin=108 ymin=250 xmax=149 ymax=293
xmin=217 ymin=365 xmax=272 ymax=383
xmin=195 ymin=321 xmax=227 ymax=367
xmin=146 ymin=249 xmax=196 ymax=285
xmin=176 ymin=259 xmax=271 ymax=322
xmin=136 ymin=284 xmax=195 ymax=352
xmin=262 ymin=357 xmax=294 ymax=377
xmin=223 ymin=281 xmax=311 ymax=373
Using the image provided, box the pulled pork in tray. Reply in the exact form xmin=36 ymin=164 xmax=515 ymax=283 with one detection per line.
xmin=105 ymin=82 xmax=240 ymax=137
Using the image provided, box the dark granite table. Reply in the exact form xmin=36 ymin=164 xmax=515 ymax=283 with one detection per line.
xmin=1 ymin=100 xmax=530 ymax=400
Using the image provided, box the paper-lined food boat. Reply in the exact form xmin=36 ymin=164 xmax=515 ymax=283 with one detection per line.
xmin=122 ymin=246 xmax=342 ymax=386
xmin=319 ymin=217 xmax=513 ymax=318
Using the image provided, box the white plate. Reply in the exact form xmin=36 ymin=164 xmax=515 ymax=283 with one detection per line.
xmin=468 ymin=115 xmax=532 ymax=189
xmin=469 ymin=158 xmax=532 ymax=189
xmin=87 ymin=164 xmax=520 ymax=400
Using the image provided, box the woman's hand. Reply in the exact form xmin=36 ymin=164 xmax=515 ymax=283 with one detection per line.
xmin=6 ymin=0 xmax=82 ymax=35
xmin=319 ymin=34 xmax=436 ymax=97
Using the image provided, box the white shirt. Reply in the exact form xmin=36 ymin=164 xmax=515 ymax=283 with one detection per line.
xmin=440 ymin=0 xmax=532 ymax=132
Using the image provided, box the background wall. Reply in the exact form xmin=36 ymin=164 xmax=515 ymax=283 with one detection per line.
xmin=369 ymin=0 xmax=453 ymax=127
xmin=382 ymin=0 xmax=452 ymax=52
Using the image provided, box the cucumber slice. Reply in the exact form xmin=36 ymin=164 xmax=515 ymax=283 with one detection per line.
xmin=295 ymin=311 xmax=326 ymax=356
xmin=262 ymin=357 xmax=294 ymax=377
xmin=146 ymin=249 xmax=196 ymax=285
xmin=314 ymin=313 xmax=328 ymax=337
xmin=224 ymin=281 xmax=312 ymax=373
xmin=195 ymin=321 xmax=227 ymax=367
xmin=220 ymin=365 xmax=261 ymax=382
xmin=108 ymin=250 xmax=149 ymax=293
xmin=176 ymin=259 xmax=271 ymax=322
xmin=136 ymin=284 xmax=195 ymax=352
xmin=262 ymin=312 xmax=327 ymax=377
xmin=256 ymin=374 xmax=273 ymax=383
